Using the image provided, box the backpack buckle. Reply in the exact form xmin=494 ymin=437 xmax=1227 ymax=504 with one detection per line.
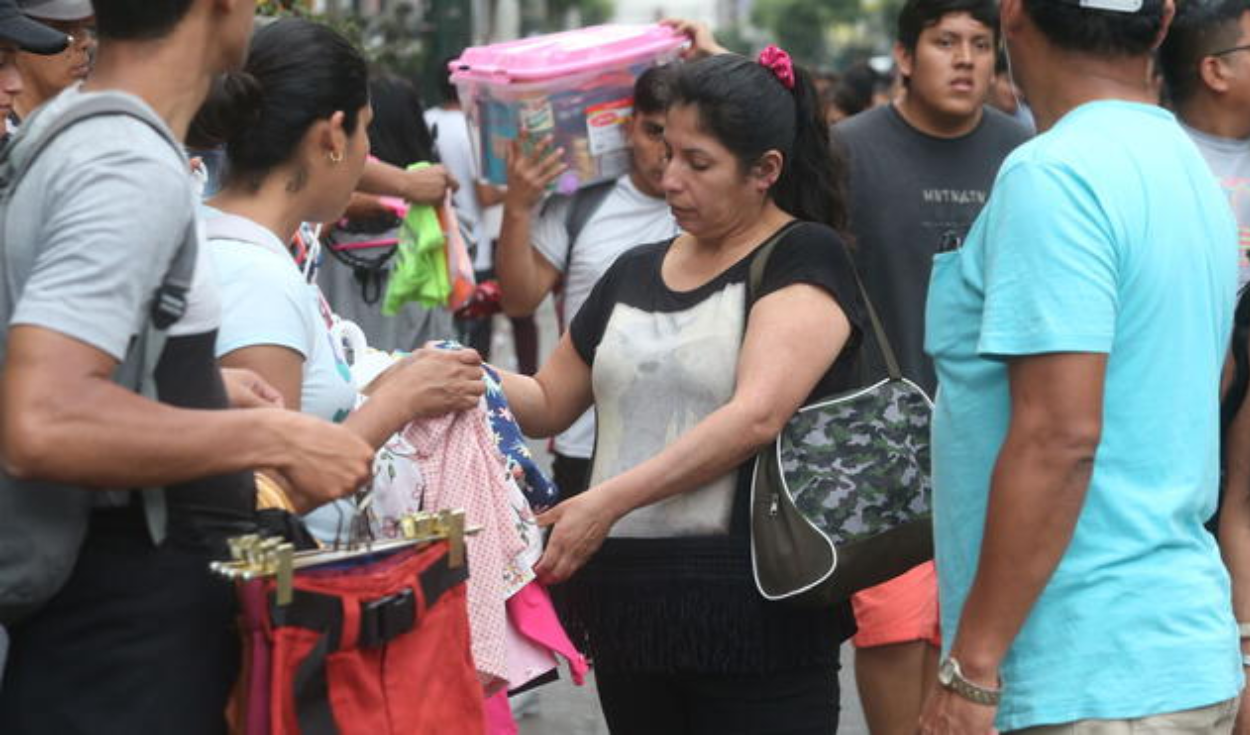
xmin=150 ymin=284 xmax=188 ymax=330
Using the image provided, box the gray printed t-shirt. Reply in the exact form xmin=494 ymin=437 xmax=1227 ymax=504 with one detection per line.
xmin=834 ymin=104 xmax=1030 ymax=396
xmin=1182 ymin=123 xmax=1250 ymax=288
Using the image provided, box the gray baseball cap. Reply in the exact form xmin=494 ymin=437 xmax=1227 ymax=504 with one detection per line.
xmin=0 ymin=0 xmax=67 ymax=54
xmin=18 ymin=0 xmax=92 ymax=21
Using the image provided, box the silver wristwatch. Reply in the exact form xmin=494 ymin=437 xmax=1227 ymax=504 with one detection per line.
xmin=937 ymin=656 xmax=1002 ymax=706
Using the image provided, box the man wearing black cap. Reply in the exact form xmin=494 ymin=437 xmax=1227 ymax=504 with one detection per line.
xmin=0 ymin=0 xmax=64 ymax=142
xmin=11 ymin=0 xmax=94 ymax=129
xmin=0 ymin=1 xmax=374 ymax=733
xmin=920 ymin=0 xmax=1243 ymax=732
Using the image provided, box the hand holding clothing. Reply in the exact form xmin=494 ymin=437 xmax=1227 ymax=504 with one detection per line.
xmin=534 ymin=488 xmax=621 ymax=584
xmin=372 ymin=347 xmax=486 ymax=418
xmin=400 ymin=163 xmax=458 ymax=203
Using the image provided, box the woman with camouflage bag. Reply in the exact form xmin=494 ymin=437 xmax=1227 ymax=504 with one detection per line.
xmin=749 ymin=241 xmax=934 ymax=607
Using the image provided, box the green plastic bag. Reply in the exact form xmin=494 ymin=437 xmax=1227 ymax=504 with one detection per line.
xmin=382 ymin=162 xmax=449 ymax=315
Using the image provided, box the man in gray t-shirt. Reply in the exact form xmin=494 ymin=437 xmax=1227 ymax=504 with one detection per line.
xmin=831 ymin=0 xmax=1028 ymax=732
xmin=0 ymin=3 xmax=372 ymax=732
xmin=1160 ymin=0 xmax=1250 ymax=288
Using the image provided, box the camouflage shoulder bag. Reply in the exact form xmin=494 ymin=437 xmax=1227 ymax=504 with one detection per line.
xmin=748 ymin=235 xmax=934 ymax=608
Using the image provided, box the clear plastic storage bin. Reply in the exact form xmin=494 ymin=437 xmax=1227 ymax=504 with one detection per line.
xmin=450 ymin=24 xmax=687 ymax=194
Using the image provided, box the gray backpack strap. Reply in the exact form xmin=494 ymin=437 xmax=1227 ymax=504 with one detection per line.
xmin=112 ymin=219 xmax=197 ymax=544
xmin=2 ymin=92 xmax=197 ymax=546
xmin=564 ymin=180 xmax=615 ymax=253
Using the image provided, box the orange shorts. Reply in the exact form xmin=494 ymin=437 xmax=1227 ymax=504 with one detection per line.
xmin=850 ymin=560 xmax=942 ymax=649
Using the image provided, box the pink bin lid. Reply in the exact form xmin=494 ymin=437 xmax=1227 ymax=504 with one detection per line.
xmin=450 ymin=24 xmax=687 ymax=84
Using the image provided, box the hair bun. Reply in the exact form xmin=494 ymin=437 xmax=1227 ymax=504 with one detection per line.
xmin=187 ymin=71 xmax=265 ymax=149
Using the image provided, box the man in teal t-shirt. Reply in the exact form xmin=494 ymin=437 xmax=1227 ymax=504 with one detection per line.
xmin=919 ymin=0 xmax=1244 ymax=732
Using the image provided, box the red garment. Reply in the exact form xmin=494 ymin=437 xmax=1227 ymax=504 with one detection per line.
xmin=266 ymin=541 xmax=484 ymax=734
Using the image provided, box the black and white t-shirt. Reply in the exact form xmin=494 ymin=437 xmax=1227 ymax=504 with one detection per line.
xmin=570 ymin=221 xmax=864 ymax=538
xmin=533 ymin=175 xmax=678 ymax=460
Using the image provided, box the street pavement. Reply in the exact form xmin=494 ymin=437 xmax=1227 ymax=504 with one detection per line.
xmin=490 ymin=305 xmax=871 ymax=734
xmin=513 ymin=646 xmax=869 ymax=734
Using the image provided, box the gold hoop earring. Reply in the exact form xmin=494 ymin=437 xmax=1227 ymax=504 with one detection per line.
xmin=329 ymin=151 xmax=344 ymax=164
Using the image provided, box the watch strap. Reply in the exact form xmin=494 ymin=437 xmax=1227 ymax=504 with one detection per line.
xmin=940 ymin=657 xmax=1002 ymax=706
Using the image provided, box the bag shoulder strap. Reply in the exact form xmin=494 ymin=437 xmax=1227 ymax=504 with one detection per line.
xmin=1 ymin=92 xmax=197 ymax=544
xmin=563 ymin=179 xmax=616 ymax=255
xmin=747 ymin=221 xmax=903 ymax=381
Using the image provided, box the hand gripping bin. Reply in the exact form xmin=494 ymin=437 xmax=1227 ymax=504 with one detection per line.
xmin=450 ymin=24 xmax=687 ymax=195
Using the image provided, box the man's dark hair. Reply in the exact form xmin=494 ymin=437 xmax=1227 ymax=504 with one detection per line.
xmin=897 ymin=0 xmax=1000 ymax=51
xmin=832 ymin=61 xmax=880 ymax=117
xmin=93 ymin=0 xmax=196 ymax=41
xmin=1158 ymin=0 xmax=1248 ymax=106
xmin=634 ymin=64 xmax=674 ymax=116
xmin=1021 ymin=0 xmax=1168 ymax=57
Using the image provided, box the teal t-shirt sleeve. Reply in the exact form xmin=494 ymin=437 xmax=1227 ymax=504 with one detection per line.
xmin=978 ymin=161 xmax=1118 ymax=357
xmin=213 ymin=250 xmax=316 ymax=359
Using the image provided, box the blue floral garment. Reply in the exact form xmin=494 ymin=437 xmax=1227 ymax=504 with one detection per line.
xmin=434 ymin=341 xmax=561 ymax=511
xmin=482 ymin=364 xmax=561 ymax=512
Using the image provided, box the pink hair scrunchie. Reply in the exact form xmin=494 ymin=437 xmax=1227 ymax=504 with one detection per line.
xmin=757 ymin=45 xmax=795 ymax=90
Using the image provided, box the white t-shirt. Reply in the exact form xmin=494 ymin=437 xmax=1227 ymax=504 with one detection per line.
xmin=531 ymin=175 xmax=677 ymax=458
xmin=1184 ymin=123 xmax=1250 ymax=287
xmin=206 ymin=210 xmax=359 ymax=543
xmin=425 ymin=106 xmax=490 ymax=270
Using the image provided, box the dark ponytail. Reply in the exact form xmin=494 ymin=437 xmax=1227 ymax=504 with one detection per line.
xmin=670 ymin=53 xmax=847 ymax=231
xmin=187 ymin=71 xmax=264 ymax=150
xmin=779 ymin=64 xmax=847 ymax=232
xmin=188 ymin=18 xmax=369 ymax=190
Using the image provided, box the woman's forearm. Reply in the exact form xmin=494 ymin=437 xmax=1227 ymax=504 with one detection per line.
xmin=498 ymin=370 xmax=560 ymax=438
xmin=595 ymin=399 xmax=777 ymax=520
xmin=498 ymin=334 xmax=594 ymax=438
xmin=342 ymin=398 xmax=409 ymax=450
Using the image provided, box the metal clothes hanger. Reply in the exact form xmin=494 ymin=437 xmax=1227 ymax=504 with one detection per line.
xmin=210 ymin=509 xmax=474 ymax=606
